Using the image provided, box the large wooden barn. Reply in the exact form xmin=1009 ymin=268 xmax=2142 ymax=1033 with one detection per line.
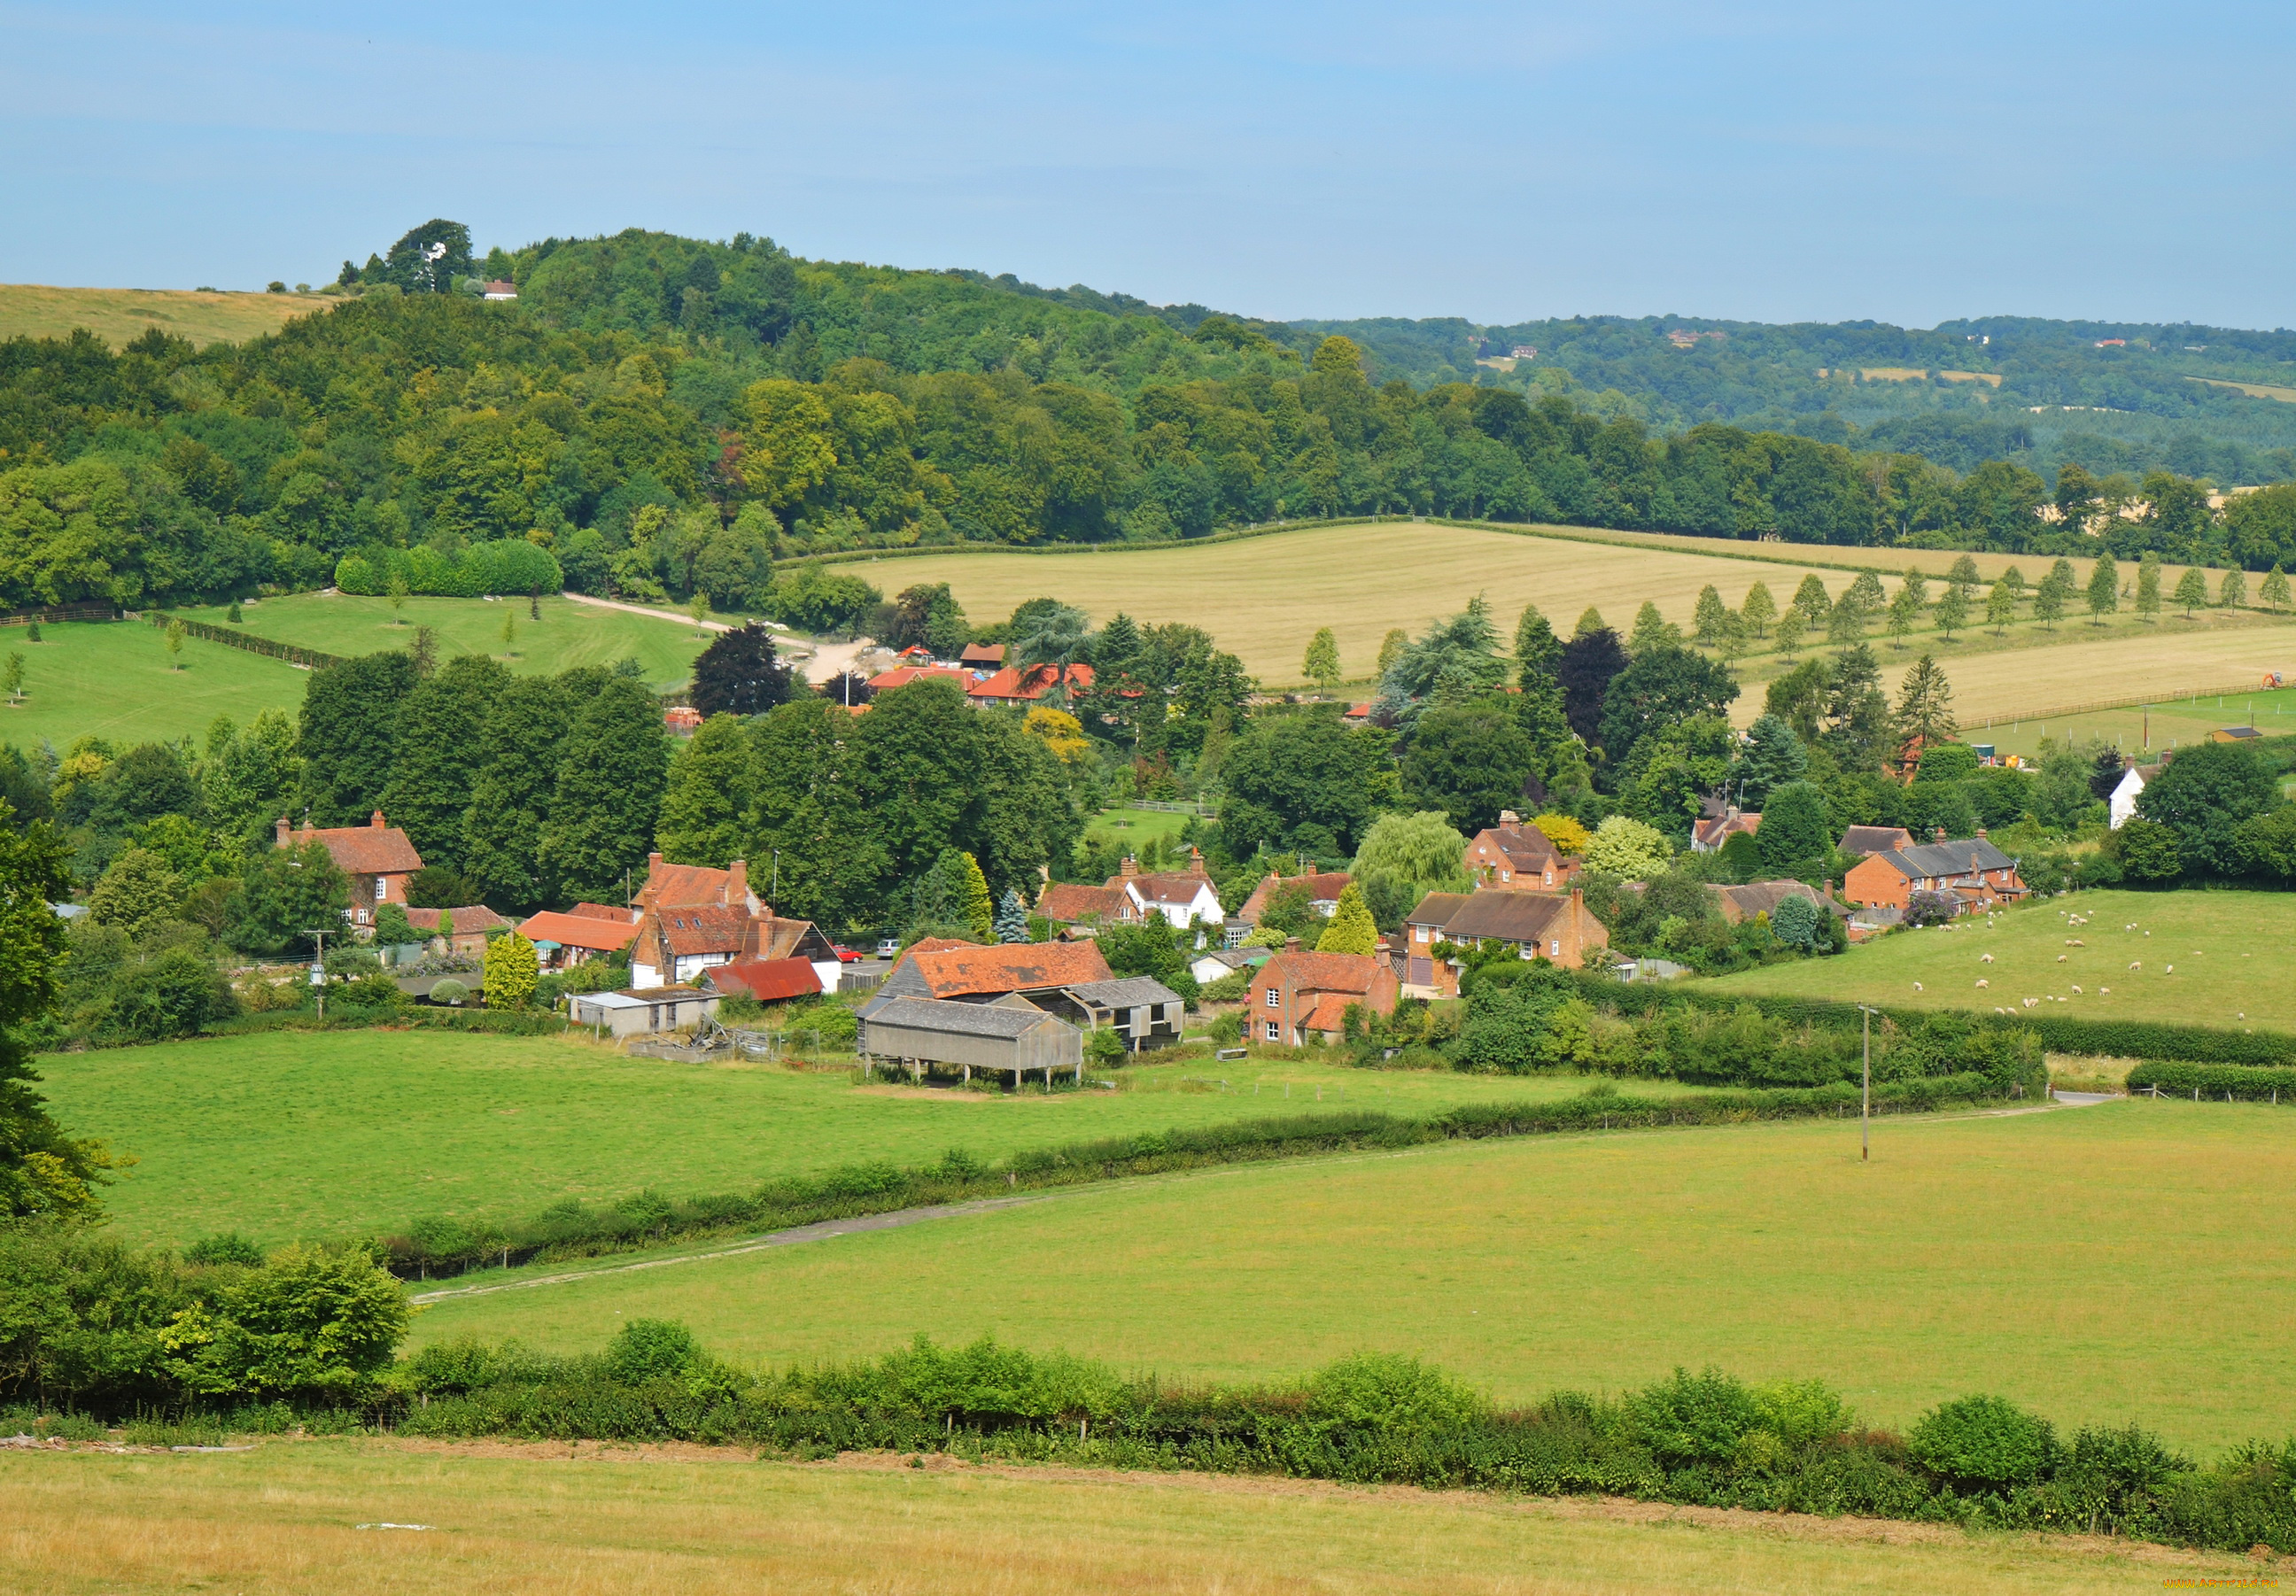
xmin=856 ymin=996 xmax=1084 ymax=1087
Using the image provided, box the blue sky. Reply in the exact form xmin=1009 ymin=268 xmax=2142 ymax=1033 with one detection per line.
xmin=3 ymin=1 xmax=2290 ymax=328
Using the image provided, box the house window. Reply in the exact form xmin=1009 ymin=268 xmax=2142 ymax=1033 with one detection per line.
xmin=374 ymin=877 xmax=387 ymax=901
xmin=1501 ymin=870 xmax=1510 ymax=881
xmin=1265 ymin=987 xmax=1280 ymax=1007
xmin=1265 ymin=1020 xmax=1280 ymax=1041
xmin=1550 ymin=939 xmax=1561 ymax=957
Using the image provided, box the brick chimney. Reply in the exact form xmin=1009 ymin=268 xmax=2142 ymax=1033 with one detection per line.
xmin=1975 ymin=825 xmax=1988 ymax=841
xmin=1188 ymin=845 xmax=1205 ymax=872
xmin=1121 ymin=855 xmax=1137 ymax=879
xmin=371 ymin=809 xmax=386 ymax=829
xmin=275 ymin=815 xmax=291 ymax=848
xmin=1498 ymin=809 xmax=1520 ymax=831
xmin=1933 ymin=826 xmax=1947 ymax=843
xmin=648 ymin=852 xmax=663 ymax=871
xmin=1284 ymin=935 xmax=1300 ymax=953
xmin=726 ymin=858 xmax=748 ymax=908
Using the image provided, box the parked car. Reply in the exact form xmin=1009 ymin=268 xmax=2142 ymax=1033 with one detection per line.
xmin=874 ymin=938 xmax=899 ymax=958
xmin=829 ymin=945 xmax=865 ymax=964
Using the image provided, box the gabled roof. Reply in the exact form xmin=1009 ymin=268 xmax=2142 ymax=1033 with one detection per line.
xmin=1709 ymin=880 xmax=1845 ymax=921
xmin=705 ymin=957 xmax=823 ymax=1002
xmin=650 ymin=903 xmax=753 ymax=956
xmin=959 ymin=642 xmax=1006 ymax=666
xmin=1039 ymin=882 xmax=1126 ymax=924
xmin=886 ymin=939 xmax=1114 ymax=999
xmin=966 ymin=662 xmax=1096 ymax=701
xmin=1417 ymin=889 xmax=1571 ymax=945
xmin=521 ymin=909 xmax=642 ymax=952
xmin=1237 ymin=870 xmax=1351 ymax=925
xmin=568 ymin=902 xmax=638 ymax=922
xmin=1124 ymin=871 xmax=1220 ymax=909
xmin=1866 ymin=839 xmax=2018 ymax=879
xmin=1064 ymin=976 xmax=1183 ymax=1009
xmin=864 ymin=996 xmax=1071 ymax=1038
xmin=1470 ymin=821 xmax=1561 ymax=869
xmin=1407 ymin=891 xmax=1473 ymax=927
xmin=1691 ymin=810 xmax=1761 ymax=850
xmin=1301 ymin=992 xmax=1360 ymax=1033
xmin=742 ymin=914 xmax=838 ymax=963
xmin=636 ymin=855 xmax=752 ymax=911
xmin=867 ymin=664 xmax=971 ymax=691
xmin=282 ymin=812 xmax=423 ymax=876
xmin=1253 ymin=949 xmax=1384 ymax=995
xmin=404 ymin=905 xmax=511 ymax=934
xmin=1839 ymin=825 xmax=1915 ymax=857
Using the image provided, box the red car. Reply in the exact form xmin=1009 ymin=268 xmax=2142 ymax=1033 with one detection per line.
xmin=829 ymin=945 xmax=865 ymax=964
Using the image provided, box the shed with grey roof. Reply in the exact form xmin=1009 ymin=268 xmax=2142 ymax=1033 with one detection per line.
xmin=1056 ymin=976 xmax=1186 ymax=1051
xmin=856 ymin=996 xmax=1085 ymax=1086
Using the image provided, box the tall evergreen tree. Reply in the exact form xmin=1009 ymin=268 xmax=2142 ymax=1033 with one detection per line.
xmin=1314 ymin=882 xmax=1379 ymax=956
xmin=1822 ymin=645 xmax=1892 ymax=771
xmin=461 ymin=676 xmax=573 ymax=910
xmin=1735 ymin=714 xmax=1808 ymax=808
xmin=1893 ymin=653 xmax=1958 ymax=750
xmin=995 ymin=887 xmax=1030 ymax=944
xmin=655 ymin=713 xmax=756 ymax=869
xmin=379 ymin=655 xmax=511 ymax=870
xmin=691 ymin=623 xmax=795 ymax=719
xmin=536 ymin=678 xmax=671 ymax=903
xmin=298 ymin=652 xmax=415 ymax=825
xmin=1556 ymin=627 xmax=1628 ymax=745
xmin=0 ymin=810 xmax=113 ymax=1217
xmin=1513 ymin=603 xmax=1562 ymax=679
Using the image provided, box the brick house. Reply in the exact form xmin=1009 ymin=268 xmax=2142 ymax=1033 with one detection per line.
xmin=403 ymin=904 xmax=512 ymax=958
xmin=275 ymin=810 xmax=423 ymax=930
xmin=966 ymin=662 xmax=1095 ymax=706
xmin=1236 ymin=869 xmax=1353 ymax=926
xmin=1464 ymin=812 xmax=1577 ymax=890
xmin=1689 ymin=805 xmax=1761 ymax=855
xmin=626 ymin=855 xmax=842 ymax=990
xmin=1842 ymin=830 xmax=2027 ymax=917
xmin=517 ymin=903 xmax=640 ymax=970
xmin=1400 ymin=888 xmax=1609 ymax=996
xmin=1707 ymin=879 xmax=1847 ymax=928
xmin=1837 ymin=825 xmax=1914 ymax=858
xmin=1245 ymin=948 xmax=1400 ymax=1046
xmin=1039 ymin=852 xmax=1224 ymax=936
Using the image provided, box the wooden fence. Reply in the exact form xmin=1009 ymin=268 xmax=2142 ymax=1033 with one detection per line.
xmin=142 ymin=611 xmax=345 ymax=670
xmin=1973 ymin=678 xmax=2288 ymax=727
xmin=0 ymin=603 xmax=120 ymax=626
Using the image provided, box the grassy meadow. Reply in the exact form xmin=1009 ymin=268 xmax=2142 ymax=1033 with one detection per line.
xmin=1700 ymin=888 xmax=2296 ymax=1032
xmin=822 ymin=520 xmax=2296 ymax=718
xmin=175 ymin=593 xmax=722 ymax=692
xmin=0 ymin=1440 xmax=2251 ymax=1596
xmin=32 ymin=1030 xmax=1695 ymax=1250
xmin=0 ymin=618 xmax=309 ymax=749
xmin=0 ymin=283 xmax=327 ymax=347
xmin=1966 ymin=682 xmax=2296 ymax=761
xmin=409 ymin=1099 xmax=2296 ymax=1454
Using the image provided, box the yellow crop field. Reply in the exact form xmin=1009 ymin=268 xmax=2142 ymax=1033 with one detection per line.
xmin=0 ymin=283 xmax=324 ymax=348
xmin=826 ymin=521 xmax=2296 ymax=717
xmin=2 ymin=1439 xmax=2243 ymax=1596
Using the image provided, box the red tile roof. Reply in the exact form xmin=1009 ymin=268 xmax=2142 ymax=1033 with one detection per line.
xmin=636 ymin=856 xmax=752 ymax=911
xmin=866 ymin=664 xmax=971 ymax=691
xmin=706 ymin=957 xmax=823 ymax=1002
xmin=282 ymin=811 xmax=423 ymax=876
xmin=896 ymin=940 xmax=1113 ymax=998
xmin=966 ymin=662 xmax=1095 ymax=702
xmin=520 ymin=909 xmax=642 ymax=952
xmin=404 ymin=905 xmax=511 ymax=935
xmin=1301 ymin=993 xmax=1358 ymax=1033
xmin=568 ymin=902 xmax=637 ymax=922
xmin=959 ymin=643 xmax=1006 ymax=666
xmin=651 ymin=903 xmax=753 ymax=956
xmin=1253 ymin=949 xmax=1383 ymax=996
xmin=1237 ymin=871 xmax=1350 ymax=925
xmin=1039 ymin=882 xmax=1126 ymax=924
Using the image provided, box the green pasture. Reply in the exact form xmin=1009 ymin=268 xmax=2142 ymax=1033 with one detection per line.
xmin=33 ymin=1030 xmax=1689 ymax=1250
xmin=1699 ymin=888 xmax=2296 ymax=1034
xmin=410 ymin=1099 xmax=2296 ymax=1454
xmin=175 ymin=593 xmax=722 ymax=690
xmin=1966 ymin=683 xmax=2296 ymax=762
xmin=1082 ymin=805 xmax=1198 ymax=851
xmin=0 ymin=619 xmax=307 ymax=751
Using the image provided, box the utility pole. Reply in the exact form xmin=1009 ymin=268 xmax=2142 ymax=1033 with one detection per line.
xmin=305 ymin=927 xmax=332 ymax=1022
xmin=1857 ymin=1003 xmax=1878 ymax=1160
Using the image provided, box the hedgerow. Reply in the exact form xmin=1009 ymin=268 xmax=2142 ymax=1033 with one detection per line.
xmin=2125 ymin=1061 xmax=2296 ymax=1101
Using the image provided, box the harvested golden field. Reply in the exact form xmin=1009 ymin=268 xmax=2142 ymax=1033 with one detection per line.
xmin=0 ymin=282 xmax=323 ymax=347
xmin=0 ymin=1438 xmax=2256 ymax=1595
xmin=826 ymin=520 xmax=2296 ymax=710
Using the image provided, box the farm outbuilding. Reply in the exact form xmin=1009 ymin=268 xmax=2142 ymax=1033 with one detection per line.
xmin=857 ymin=996 xmax=1084 ymax=1086
xmin=569 ymin=986 xmax=719 ymax=1039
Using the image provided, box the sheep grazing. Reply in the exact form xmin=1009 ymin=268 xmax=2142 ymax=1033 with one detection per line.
xmin=2022 ymin=997 xmax=2039 ymax=1008
xmin=2067 ymin=939 xmax=2084 ymax=947
xmin=2057 ymin=954 xmax=2067 ymax=963
xmin=2099 ymin=987 xmax=2111 ymax=995
xmin=2071 ymin=984 xmax=2083 ymax=994
xmin=1912 ymin=981 xmax=1924 ymax=992
xmin=1975 ymin=979 xmax=1990 ymax=988
xmin=2126 ymin=924 xmax=2137 ymax=930
xmin=2166 ymin=965 xmax=2175 ymax=974
xmin=1980 ymin=952 xmax=1994 ymax=964
xmin=2129 ymin=961 xmax=2142 ymax=970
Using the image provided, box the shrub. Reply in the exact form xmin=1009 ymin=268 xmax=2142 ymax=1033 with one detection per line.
xmin=1630 ymin=1366 xmax=1766 ymax=1468
xmin=428 ymin=978 xmax=469 ymax=1005
xmin=335 ymin=540 xmax=562 ymax=599
xmin=603 ymin=1318 xmax=703 ymax=1384
xmin=182 ymin=1233 xmax=266 ymax=1267
xmin=1208 ymin=1010 xmax=1244 ymax=1046
xmin=1304 ymin=1352 xmax=1485 ymax=1433
xmin=1907 ymin=1394 xmax=2059 ymax=1491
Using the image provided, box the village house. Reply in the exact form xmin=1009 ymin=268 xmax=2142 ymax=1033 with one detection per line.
xmin=517 ymin=903 xmax=640 ymax=970
xmin=1189 ymin=945 xmax=1268 ymax=987
xmin=625 ymin=855 xmax=842 ymax=991
xmin=1235 ymin=868 xmax=1353 ymax=927
xmin=1401 ymin=888 xmax=1609 ymax=996
xmin=958 ymin=642 xmax=1005 ymax=668
xmin=1706 ymin=879 xmax=1848 ymax=928
xmin=1465 ymin=812 xmax=1578 ymax=889
xmin=276 ymin=810 xmax=423 ymax=931
xmin=966 ymin=662 xmax=1095 ymax=707
xmin=2108 ymin=759 xmax=2160 ymax=830
xmin=1842 ymin=830 xmax=2028 ymax=917
xmin=1036 ymin=851 xmax=1224 ymax=936
xmin=1837 ymin=825 xmax=1915 ymax=858
xmin=1690 ymin=804 xmax=1761 ymax=856
xmin=403 ymin=904 xmax=511 ymax=959
xmin=1244 ymin=947 xmax=1400 ymax=1046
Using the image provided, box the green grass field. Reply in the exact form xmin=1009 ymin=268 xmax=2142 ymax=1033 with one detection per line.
xmin=175 ymin=593 xmax=721 ymax=692
xmin=0 ymin=282 xmax=324 ymax=348
xmin=1966 ymin=684 xmax=2296 ymax=761
xmin=33 ymin=1030 xmax=1690 ymax=1250
xmin=1700 ymin=888 xmax=2296 ymax=1033
xmin=0 ymin=619 xmax=309 ymax=751
xmin=1082 ymin=804 xmax=1200 ymax=853
xmin=409 ymin=1099 xmax=2296 ymax=1454
xmin=823 ymin=520 xmax=2296 ymax=720
xmin=1 ymin=1438 xmax=2246 ymax=1596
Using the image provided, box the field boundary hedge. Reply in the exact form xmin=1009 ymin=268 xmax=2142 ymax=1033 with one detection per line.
xmin=204 ymin=1006 xmax=565 ymax=1041
xmin=143 ymin=611 xmax=345 ymax=670
xmin=1578 ymin=972 xmax=2296 ymax=1067
xmin=380 ymin=1073 xmax=2017 ymax=1279
xmin=2125 ymin=1061 xmax=2296 ymax=1101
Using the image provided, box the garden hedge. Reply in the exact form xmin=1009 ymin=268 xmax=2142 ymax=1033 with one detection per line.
xmin=334 ymin=540 xmax=562 ymax=598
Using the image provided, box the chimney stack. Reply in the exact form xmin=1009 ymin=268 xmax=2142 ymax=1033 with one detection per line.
xmin=1121 ymin=856 xmax=1137 ymax=879
xmin=275 ymin=815 xmax=291 ymax=848
xmin=1933 ymin=826 xmax=1947 ymax=843
xmin=371 ymin=809 xmax=386 ymax=829
xmin=1499 ymin=809 xmax=1520 ymax=829
xmin=1975 ymin=825 xmax=1988 ymax=841
xmin=726 ymin=858 xmax=749 ymax=908
xmin=1284 ymin=935 xmax=1300 ymax=953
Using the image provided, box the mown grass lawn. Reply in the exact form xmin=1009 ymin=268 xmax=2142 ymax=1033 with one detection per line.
xmin=174 ymin=593 xmax=723 ymax=692
xmin=411 ymin=1098 xmax=2296 ymax=1454
xmin=1698 ymin=887 xmax=2296 ymax=1034
xmin=0 ymin=619 xmax=309 ymax=751
xmin=33 ymin=1029 xmax=1682 ymax=1250
xmin=0 ymin=1437 xmax=2245 ymax=1596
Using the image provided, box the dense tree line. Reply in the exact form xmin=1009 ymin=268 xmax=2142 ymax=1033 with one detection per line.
xmin=9 ymin=225 xmax=2295 ymax=625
